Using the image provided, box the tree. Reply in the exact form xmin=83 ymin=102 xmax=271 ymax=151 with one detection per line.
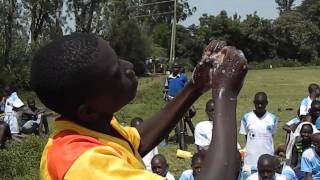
xmin=275 ymin=0 xmax=295 ymax=15
xmin=22 ymin=0 xmax=65 ymax=43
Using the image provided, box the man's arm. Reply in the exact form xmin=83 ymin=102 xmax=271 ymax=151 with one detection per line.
xmin=138 ymin=71 xmax=211 ymax=156
xmin=305 ymin=173 xmax=312 ymax=180
xmin=137 ymin=41 xmax=219 ymax=156
xmin=196 ymin=46 xmax=248 ymax=179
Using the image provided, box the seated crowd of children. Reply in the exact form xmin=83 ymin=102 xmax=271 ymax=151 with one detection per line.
xmin=0 ymin=85 xmax=48 ymax=148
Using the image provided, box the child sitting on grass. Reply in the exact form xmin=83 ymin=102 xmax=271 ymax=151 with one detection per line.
xmin=301 ymin=132 xmax=320 ymax=180
xmin=179 ymin=152 xmax=205 ymax=180
xmin=247 ymin=154 xmax=287 ymax=180
xmin=151 ymin=154 xmax=175 ymax=180
xmin=32 ymin=33 xmax=248 ymax=179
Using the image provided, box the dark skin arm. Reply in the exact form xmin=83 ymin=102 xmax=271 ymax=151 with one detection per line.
xmin=290 ymin=145 xmax=298 ymax=168
xmin=137 ymin=41 xmax=217 ymax=156
xmin=197 ymin=46 xmax=248 ymax=179
xmin=305 ymin=173 xmax=312 ymax=180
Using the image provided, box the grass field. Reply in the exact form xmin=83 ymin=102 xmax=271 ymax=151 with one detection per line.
xmin=0 ymin=66 xmax=319 ymax=179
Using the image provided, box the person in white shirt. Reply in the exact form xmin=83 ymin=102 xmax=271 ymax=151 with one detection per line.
xmin=130 ymin=117 xmax=159 ymax=171
xmin=240 ymin=92 xmax=278 ymax=171
xmin=299 ymin=83 xmax=320 ymax=117
xmin=151 ymin=154 xmax=175 ymax=180
xmin=247 ymin=154 xmax=286 ymax=180
xmin=194 ymin=99 xmax=214 ymax=151
xmin=3 ymin=85 xmax=24 ymax=134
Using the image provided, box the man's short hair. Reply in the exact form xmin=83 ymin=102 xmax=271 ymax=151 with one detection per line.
xmin=308 ymin=83 xmax=320 ymax=94
xmin=31 ymin=33 xmax=102 ymax=115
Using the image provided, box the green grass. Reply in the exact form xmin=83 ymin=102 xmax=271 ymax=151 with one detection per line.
xmin=1 ymin=66 xmax=319 ymax=179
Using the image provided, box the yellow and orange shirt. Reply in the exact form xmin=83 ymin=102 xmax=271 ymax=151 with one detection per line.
xmin=40 ymin=117 xmax=164 ymax=180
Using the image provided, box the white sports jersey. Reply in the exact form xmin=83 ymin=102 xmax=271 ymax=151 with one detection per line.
xmin=194 ymin=121 xmax=213 ymax=148
xmin=4 ymin=92 xmax=24 ymax=134
xmin=240 ymin=111 xmax=278 ymax=170
xmin=166 ymin=171 xmax=175 ymax=180
xmin=300 ymin=96 xmax=312 ymax=116
xmin=247 ymin=172 xmax=286 ymax=180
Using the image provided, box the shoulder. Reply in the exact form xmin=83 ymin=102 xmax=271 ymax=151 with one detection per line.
xmin=302 ymin=148 xmax=316 ymax=159
xmin=241 ymin=112 xmax=252 ymax=122
xmin=196 ymin=121 xmax=211 ymax=128
xmin=275 ymin=173 xmax=287 ymax=180
xmin=267 ymin=112 xmax=278 ymax=122
xmin=180 ymin=169 xmax=193 ymax=178
xmin=166 ymin=171 xmax=175 ymax=180
xmin=247 ymin=172 xmax=258 ymax=180
xmin=301 ymin=97 xmax=309 ymax=104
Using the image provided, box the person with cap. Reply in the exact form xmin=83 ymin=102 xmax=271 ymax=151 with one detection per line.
xmin=3 ymin=84 xmax=24 ymax=135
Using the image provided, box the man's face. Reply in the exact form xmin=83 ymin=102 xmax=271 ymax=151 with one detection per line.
xmin=300 ymin=125 xmax=313 ymax=141
xmin=28 ymin=100 xmax=36 ymax=109
xmin=192 ymin=159 xmax=202 ymax=177
xmin=206 ymin=102 xmax=214 ymax=121
xmin=151 ymin=158 xmax=168 ymax=177
xmin=310 ymin=102 xmax=320 ymax=120
xmin=171 ymin=67 xmax=180 ymax=76
xmin=315 ymin=88 xmax=320 ymax=98
xmin=86 ymin=39 xmax=138 ymax=114
xmin=258 ymin=163 xmax=275 ymax=180
xmin=254 ymin=95 xmax=268 ymax=116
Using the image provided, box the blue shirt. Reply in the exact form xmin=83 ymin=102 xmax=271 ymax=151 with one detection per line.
xmin=301 ymin=147 xmax=320 ymax=179
xmin=179 ymin=169 xmax=194 ymax=180
xmin=281 ymin=165 xmax=297 ymax=180
xmin=315 ymin=116 xmax=320 ymax=129
xmin=165 ymin=73 xmax=187 ymax=97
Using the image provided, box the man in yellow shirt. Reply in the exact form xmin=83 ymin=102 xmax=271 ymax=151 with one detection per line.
xmin=31 ymin=34 xmax=247 ymax=179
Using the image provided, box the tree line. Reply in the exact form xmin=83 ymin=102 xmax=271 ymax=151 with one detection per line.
xmin=0 ymin=0 xmax=319 ymax=89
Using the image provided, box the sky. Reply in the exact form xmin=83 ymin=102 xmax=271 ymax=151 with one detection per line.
xmin=180 ymin=0 xmax=303 ymax=26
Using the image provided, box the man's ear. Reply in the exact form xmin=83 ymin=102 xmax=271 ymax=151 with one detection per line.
xmin=76 ymin=104 xmax=98 ymax=121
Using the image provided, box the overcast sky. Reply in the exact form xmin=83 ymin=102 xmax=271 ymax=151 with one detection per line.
xmin=180 ymin=0 xmax=303 ymax=26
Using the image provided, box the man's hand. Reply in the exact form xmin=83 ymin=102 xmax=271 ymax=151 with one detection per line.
xmin=192 ymin=40 xmax=227 ymax=93
xmin=210 ymin=46 xmax=248 ymax=98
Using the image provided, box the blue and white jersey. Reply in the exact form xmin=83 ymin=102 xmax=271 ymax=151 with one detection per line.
xmin=301 ymin=147 xmax=320 ymax=179
xmin=179 ymin=169 xmax=194 ymax=180
xmin=315 ymin=116 xmax=320 ymax=130
xmin=240 ymin=111 xmax=278 ymax=170
xmin=281 ymin=165 xmax=298 ymax=180
xmin=300 ymin=96 xmax=312 ymax=116
xmin=165 ymin=73 xmax=188 ymax=98
xmin=286 ymin=117 xmax=300 ymax=126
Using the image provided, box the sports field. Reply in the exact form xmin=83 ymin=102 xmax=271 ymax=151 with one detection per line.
xmin=0 ymin=66 xmax=319 ymax=179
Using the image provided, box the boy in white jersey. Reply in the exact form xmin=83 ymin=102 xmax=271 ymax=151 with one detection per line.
xmin=247 ymin=154 xmax=286 ymax=180
xmin=301 ymin=132 xmax=320 ymax=180
xmin=240 ymin=92 xmax=278 ymax=171
xmin=299 ymin=83 xmax=320 ymax=117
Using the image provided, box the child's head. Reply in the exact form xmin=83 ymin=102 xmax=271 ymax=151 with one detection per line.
xmin=3 ymin=84 xmax=14 ymax=97
xmin=312 ymin=133 xmax=320 ymax=150
xmin=257 ymin=154 xmax=277 ymax=180
xmin=205 ymin=99 xmax=214 ymax=121
xmin=308 ymin=83 xmax=320 ymax=98
xmin=309 ymin=100 xmax=320 ymax=121
xmin=191 ymin=152 xmax=205 ymax=177
xmin=300 ymin=124 xmax=313 ymax=141
xmin=31 ymin=33 xmax=138 ymax=121
xmin=253 ymin=92 xmax=268 ymax=116
xmin=130 ymin=117 xmax=143 ymax=128
xmin=171 ymin=63 xmax=181 ymax=76
xmin=27 ymin=97 xmax=36 ymax=109
xmin=151 ymin=154 xmax=168 ymax=177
